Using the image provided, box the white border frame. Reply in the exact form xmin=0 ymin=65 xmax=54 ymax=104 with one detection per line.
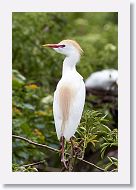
xmin=0 ymin=0 xmax=130 ymax=184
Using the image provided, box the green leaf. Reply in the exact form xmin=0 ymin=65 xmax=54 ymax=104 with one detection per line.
xmin=23 ymin=103 xmax=35 ymax=110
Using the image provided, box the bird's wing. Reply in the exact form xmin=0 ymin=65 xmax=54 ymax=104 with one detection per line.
xmin=53 ymin=80 xmax=85 ymax=141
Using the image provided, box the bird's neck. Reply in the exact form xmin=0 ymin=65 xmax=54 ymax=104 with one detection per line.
xmin=62 ymin=53 xmax=80 ymax=76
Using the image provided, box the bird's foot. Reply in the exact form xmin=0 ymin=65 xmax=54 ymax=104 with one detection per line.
xmin=70 ymin=138 xmax=83 ymax=157
xmin=73 ymin=145 xmax=82 ymax=156
xmin=60 ymin=136 xmax=68 ymax=169
xmin=61 ymin=157 xmax=68 ymax=169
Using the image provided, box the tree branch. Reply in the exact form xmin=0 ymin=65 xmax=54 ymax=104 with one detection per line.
xmin=12 ymin=134 xmax=59 ymax=153
xmin=12 ymin=134 xmax=105 ymax=172
xmin=21 ymin=160 xmax=46 ymax=168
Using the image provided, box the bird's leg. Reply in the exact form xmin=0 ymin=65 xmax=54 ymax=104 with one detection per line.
xmin=60 ymin=136 xmax=67 ymax=169
xmin=70 ymin=137 xmax=75 ymax=155
xmin=69 ymin=137 xmax=79 ymax=171
xmin=70 ymin=137 xmax=83 ymax=157
xmin=70 ymin=137 xmax=80 ymax=157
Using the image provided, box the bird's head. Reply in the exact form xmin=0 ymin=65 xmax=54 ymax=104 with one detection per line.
xmin=42 ymin=39 xmax=83 ymax=57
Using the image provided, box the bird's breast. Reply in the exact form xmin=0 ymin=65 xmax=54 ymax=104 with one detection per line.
xmin=58 ymin=72 xmax=83 ymax=90
xmin=59 ymin=85 xmax=75 ymax=118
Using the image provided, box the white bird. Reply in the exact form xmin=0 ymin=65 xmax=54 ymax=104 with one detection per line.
xmin=43 ymin=40 xmax=86 ymax=167
xmin=85 ymin=69 xmax=118 ymax=91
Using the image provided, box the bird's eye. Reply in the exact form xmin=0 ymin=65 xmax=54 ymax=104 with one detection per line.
xmin=60 ymin=45 xmax=65 ymax=48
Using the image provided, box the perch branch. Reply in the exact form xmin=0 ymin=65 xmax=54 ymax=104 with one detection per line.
xmin=12 ymin=134 xmax=59 ymax=153
xmin=12 ymin=134 xmax=105 ymax=172
xmin=21 ymin=160 xmax=46 ymax=167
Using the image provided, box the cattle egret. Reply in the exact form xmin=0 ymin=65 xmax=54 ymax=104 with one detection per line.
xmin=85 ymin=69 xmax=118 ymax=91
xmin=43 ymin=40 xmax=86 ymax=167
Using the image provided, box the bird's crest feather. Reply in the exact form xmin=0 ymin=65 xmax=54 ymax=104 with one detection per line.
xmin=60 ymin=39 xmax=83 ymax=55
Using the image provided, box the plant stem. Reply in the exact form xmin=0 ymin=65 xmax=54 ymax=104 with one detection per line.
xmin=12 ymin=134 xmax=105 ymax=172
xmin=21 ymin=160 xmax=46 ymax=167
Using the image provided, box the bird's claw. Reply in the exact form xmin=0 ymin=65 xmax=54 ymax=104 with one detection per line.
xmin=61 ymin=157 xmax=68 ymax=169
xmin=70 ymin=139 xmax=83 ymax=157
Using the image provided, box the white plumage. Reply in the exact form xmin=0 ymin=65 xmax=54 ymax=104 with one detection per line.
xmin=85 ymin=69 xmax=118 ymax=91
xmin=43 ymin=40 xmax=85 ymax=142
xmin=53 ymin=71 xmax=85 ymax=141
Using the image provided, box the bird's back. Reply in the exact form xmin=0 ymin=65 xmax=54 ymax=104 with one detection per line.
xmin=85 ymin=69 xmax=118 ymax=90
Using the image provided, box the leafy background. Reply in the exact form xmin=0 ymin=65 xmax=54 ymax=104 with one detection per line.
xmin=12 ymin=12 xmax=118 ymax=172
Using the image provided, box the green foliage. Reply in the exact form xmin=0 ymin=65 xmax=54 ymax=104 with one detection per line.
xmin=73 ymin=110 xmax=118 ymax=171
xmin=100 ymin=128 xmax=118 ymax=159
xmin=12 ymin=70 xmax=118 ymax=172
xmin=104 ymin=157 xmax=118 ymax=172
xmin=13 ymin=12 xmax=118 ymax=91
xmin=12 ymin=164 xmax=38 ymax=172
xmin=12 ymin=70 xmax=59 ymax=167
xmin=12 ymin=12 xmax=118 ymax=172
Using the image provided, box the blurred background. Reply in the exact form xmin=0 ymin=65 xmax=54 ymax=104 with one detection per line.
xmin=12 ymin=12 xmax=118 ymax=172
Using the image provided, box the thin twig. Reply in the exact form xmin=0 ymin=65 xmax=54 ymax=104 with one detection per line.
xmin=12 ymin=134 xmax=105 ymax=172
xmin=12 ymin=135 xmax=59 ymax=153
xmin=78 ymin=158 xmax=105 ymax=171
xmin=21 ymin=160 xmax=46 ymax=168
